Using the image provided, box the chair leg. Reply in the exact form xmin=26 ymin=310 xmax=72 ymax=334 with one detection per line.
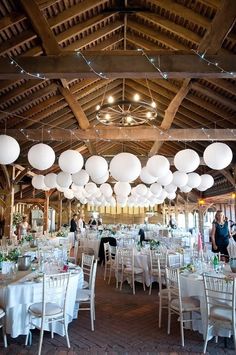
xmin=142 ymin=274 xmax=146 ymax=291
xmin=38 ymin=326 xmax=44 ymax=355
xmin=90 ymin=302 xmax=94 ymax=331
xmin=51 ymin=320 xmax=54 ymax=339
xmin=167 ymin=307 xmax=171 ymax=335
xmin=2 ymin=326 xmax=7 ymax=348
xmin=104 ymin=263 xmax=107 ymax=280
xmin=149 ymin=281 xmax=152 ymax=295
xmin=203 ymin=327 xmax=209 ymax=354
xmin=119 ymin=271 xmax=123 ymax=291
xmin=64 ymin=319 xmax=70 ymax=348
xmin=132 ymin=276 xmax=135 ymax=295
xmin=108 ymin=267 xmax=112 ymax=284
xmin=180 ymin=314 xmax=185 ymax=347
xmin=158 ymin=294 xmax=162 ymax=328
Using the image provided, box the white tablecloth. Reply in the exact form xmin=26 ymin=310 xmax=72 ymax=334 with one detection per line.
xmin=79 ymin=238 xmax=100 ymax=259
xmin=0 ymin=268 xmax=84 ymax=338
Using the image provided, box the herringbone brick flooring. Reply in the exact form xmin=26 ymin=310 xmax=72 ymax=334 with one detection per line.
xmin=1 ymin=265 xmax=234 ymax=355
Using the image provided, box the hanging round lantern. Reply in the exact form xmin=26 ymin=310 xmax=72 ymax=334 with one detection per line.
xmin=59 ymin=150 xmax=84 ymax=174
xmin=146 ymin=155 xmax=170 ymax=178
xmin=167 ymin=192 xmax=176 ymax=200
xmin=0 ymin=135 xmax=20 ymax=164
xmin=32 ymin=175 xmax=46 ymax=190
xmin=139 ymin=167 xmax=157 ymax=184
xmin=165 ymin=183 xmax=177 ymax=193
xmin=135 ymin=184 xmax=148 ymax=196
xmin=100 ymin=183 xmax=113 ymax=198
xmin=44 ymin=173 xmax=57 ymax=189
xmin=64 ymin=189 xmax=74 ymax=199
xmin=150 ymin=183 xmax=162 ymax=196
xmin=157 ymin=170 xmax=173 ymax=186
xmin=84 ymin=182 xmax=97 ymax=195
xmin=28 ymin=143 xmax=55 ymax=170
xmin=187 ymin=172 xmax=201 ymax=188
xmin=197 ymin=174 xmax=214 ymax=191
xmin=181 ymin=185 xmax=192 ymax=193
xmin=90 ymin=171 xmax=109 ymax=184
xmin=203 ymin=142 xmax=233 ymax=170
xmin=172 ymin=171 xmax=188 ymax=187
xmin=110 ymin=153 xmax=141 ymax=182
xmin=114 ymin=182 xmax=131 ymax=196
xmin=85 ymin=155 xmax=108 ymax=179
xmin=174 ymin=149 xmax=200 ymax=173
xmin=56 ymin=171 xmax=72 ymax=188
xmin=72 ymin=169 xmax=89 ymax=186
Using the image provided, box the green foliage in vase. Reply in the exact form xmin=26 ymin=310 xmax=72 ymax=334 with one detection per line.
xmin=13 ymin=212 xmax=23 ymax=226
xmin=0 ymin=248 xmax=20 ymax=262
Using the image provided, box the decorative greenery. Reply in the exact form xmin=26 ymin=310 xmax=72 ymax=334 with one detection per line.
xmin=0 ymin=248 xmax=20 ymax=263
xmin=56 ymin=230 xmax=66 ymax=237
xmin=13 ymin=212 xmax=23 ymax=226
xmin=180 ymin=264 xmax=195 ymax=273
xmin=149 ymin=239 xmax=160 ymax=250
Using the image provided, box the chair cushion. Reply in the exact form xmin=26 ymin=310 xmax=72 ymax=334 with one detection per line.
xmin=29 ymin=302 xmax=62 ymax=316
xmin=76 ymin=289 xmax=91 ymax=302
xmin=210 ymin=306 xmax=234 ymax=322
xmin=170 ymin=297 xmax=200 ymax=312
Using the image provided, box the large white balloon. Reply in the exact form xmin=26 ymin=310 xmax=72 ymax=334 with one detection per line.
xmin=181 ymin=185 xmax=192 ymax=193
xmin=90 ymin=171 xmax=109 ymax=184
xmin=0 ymin=135 xmax=20 ymax=164
xmin=32 ymin=175 xmax=45 ymax=190
xmin=159 ymin=189 xmax=168 ymax=201
xmin=157 ymin=170 xmax=173 ymax=186
xmin=85 ymin=155 xmax=108 ymax=179
xmin=197 ymin=174 xmax=214 ymax=191
xmin=174 ymin=149 xmax=200 ymax=173
xmin=150 ymin=183 xmax=162 ymax=196
xmin=203 ymin=142 xmax=233 ymax=170
xmin=72 ymin=169 xmax=89 ymax=186
xmin=85 ymin=182 xmax=97 ymax=195
xmin=167 ymin=192 xmax=176 ymax=200
xmin=172 ymin=171 xmax=188 ymax=187
xmin=28 ymin=143 xmax=55 ymax=170
xmin=56 ymin=171 xmax=72 ymax=188
xmin=187 ymin=172 xmax=201 ymax=188
xmin=135 ymin=184 xmax=148 ymax=196
xmin=114 ymin=182 xmax=131 ymax=196
xmin=139 ymin=167 xmax=157 ymax=184
xmin=146 ymin=155 xmax=170 ymax=178
xmin=44 ymin=173 xmax=57 ymax=188
xmin=58 ymin=150 xmax=83 ymax=174
xmin=64 ymin=189 xmax=74 ymax=199
xmin=100 ymin=183 xmax=113 ymax=197
xmin=110 ymin=153 xmax=141 ymax=182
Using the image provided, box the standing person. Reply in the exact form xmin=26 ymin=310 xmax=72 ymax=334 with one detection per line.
xmin=70 ymin=214 xmax=78 ymax=233
xmin=211 ymin=210 xmax=231 ymax=256
xmin=17 ymin=216 xmax=30 ymax=240
xmin=77 ymin=214 xmax=86 ymax=235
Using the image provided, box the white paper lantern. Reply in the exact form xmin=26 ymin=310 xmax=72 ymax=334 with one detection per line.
xmin=56 ymin=171 xmax=72 ymax=188
xmin=139 ymin=167 xmax=157 ymax=184
xmin=28 ymin=143 xmax=55 ymax=170
xmin=80 ymin=197 xmax=88 ymax=205
xmin=44 ymin=173 xmax=57 ymax=189
xmin=167 ymin=192 xmax=176 ymax=200
xmin=71 ymin=183 xmax=83 ymax=193
xmin=197 ymin=174 xmax=214 ymax=191
xmin=174 ymin=149 xmax=200 ymax=173
xmin=0 ymin=135 xmax=20 ymax=164
xmin=150 ymin=183 xmax=162 ymax=196
xmin=100 ymin=183 xmax=113 ymax=198
xmin=91 ymin=171 xmax=109 ymax=184
xmin=157 ymin=170 xmax=173 ymax=186
xmin=165 ymin=183 xmax=177 ymax=193
xmin=64 ymin=189 xmax=74 ymax=199
xmin=159 ymin=190 xmax=168 ymax=201
xmin=72 ymin=169 xmax=89 ymax=186
xmin=85 ymin=182 xmax=97 ymax=195
xmin=172 ymin=171 xmax=188 ymax=187
xmin=110 ymin=153 xmax=141 ymax=182
xmin=187 ymin=172 xmax=201 ymax=188
xmin=114 ymin=182 xmax=131 ymax=196
xmin=146 ymin=155 xmax=170 ymax=178
xmin=181 ymin=185 xmax=192 ymax=193
xmin=57 ymin=185 xmax=67 ymax=193
xmin=59 ymin=150 xmax=83 ymax=174
xmin=135 ymin=184 xmax=148 ymax=196
xmin=85 ymin=155 xmax=108 ymax=179
xmin=32 ymin=175 xmax=45 ymax=190
xmin=203 ymin=142 xmax=233 ymax=170
xmin=116 ymin=195 xmax=128 ymax=204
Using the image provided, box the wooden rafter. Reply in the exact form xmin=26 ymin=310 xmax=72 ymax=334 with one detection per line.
xmin=220 ymin=169 xmax=235 ymax=187
xmin=149 ymin=79 xmax=192 ymax=157
xmin=14 ymin=168 xmax=30 ymax=184
xmin=198 ymin=0 xmax=236 ymax=54
xmin=1 ymin=127 xmax=235 ymax=142
xmin=0 ymin=52 xmax=235 ymax=79
xmin=1 ymin=165 xmax=11 ymax=190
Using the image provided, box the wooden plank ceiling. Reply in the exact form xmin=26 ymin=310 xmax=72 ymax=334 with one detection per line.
xmin=0 ymin=0 xmax=235 ymax=203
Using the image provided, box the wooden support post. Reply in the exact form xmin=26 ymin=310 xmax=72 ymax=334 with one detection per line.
xmin=43 ymin=192 xmax=50 ymax=233
xmin=58 ymin=192 xmax=62 ymax=230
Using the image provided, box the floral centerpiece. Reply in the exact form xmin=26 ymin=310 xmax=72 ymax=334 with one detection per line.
xmin=13 ymin=212 xmax=23 ymax=227
xmin=149 ymin=239 xmax=160 ymax=250
xmin=0 ymin=248 xmax=20 ymax=263
xmin=56 ymin=230 xmax=66 ymax=237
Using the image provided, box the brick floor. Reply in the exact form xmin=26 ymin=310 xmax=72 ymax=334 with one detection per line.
xmin=1 ymin=265 xmax=235 ymax=355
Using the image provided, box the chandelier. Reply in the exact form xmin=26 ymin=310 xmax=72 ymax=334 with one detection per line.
xmin=95 ymin=93 xmax=158 ymax=126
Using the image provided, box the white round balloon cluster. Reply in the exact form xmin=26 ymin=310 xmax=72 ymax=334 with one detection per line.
xmin=27 ymin=143 xmax=234 ymax=207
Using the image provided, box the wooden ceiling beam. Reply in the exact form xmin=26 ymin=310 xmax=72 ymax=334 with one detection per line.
xmin=198 ymin=0 xmax=236 ymax=54
xmin=205 ymin=79 xmax=236 ymax=97
xmin=1 ymin=127 xmax=235 ymax=142
xmin=1 ymin=51 xmax=235 ymax=79
xmin=149 ymin=79 xmax=192 ymax=157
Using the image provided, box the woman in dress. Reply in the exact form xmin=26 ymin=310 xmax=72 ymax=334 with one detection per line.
xmin=211 ymin=210 xmax=231 ymax=256
xmin=17 ymin=216 xmax=30 ymax=240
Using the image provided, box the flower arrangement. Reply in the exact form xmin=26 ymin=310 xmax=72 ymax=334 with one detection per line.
xmin=149 ymin=239 xmax=160 ymax=250
xmin=56 ymin=230 xmax=66 ymax=237
xmin=13 ymin=212 xmax=23 ymax=226
xmin=0 ymin=248 xmax=20 ymax=263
